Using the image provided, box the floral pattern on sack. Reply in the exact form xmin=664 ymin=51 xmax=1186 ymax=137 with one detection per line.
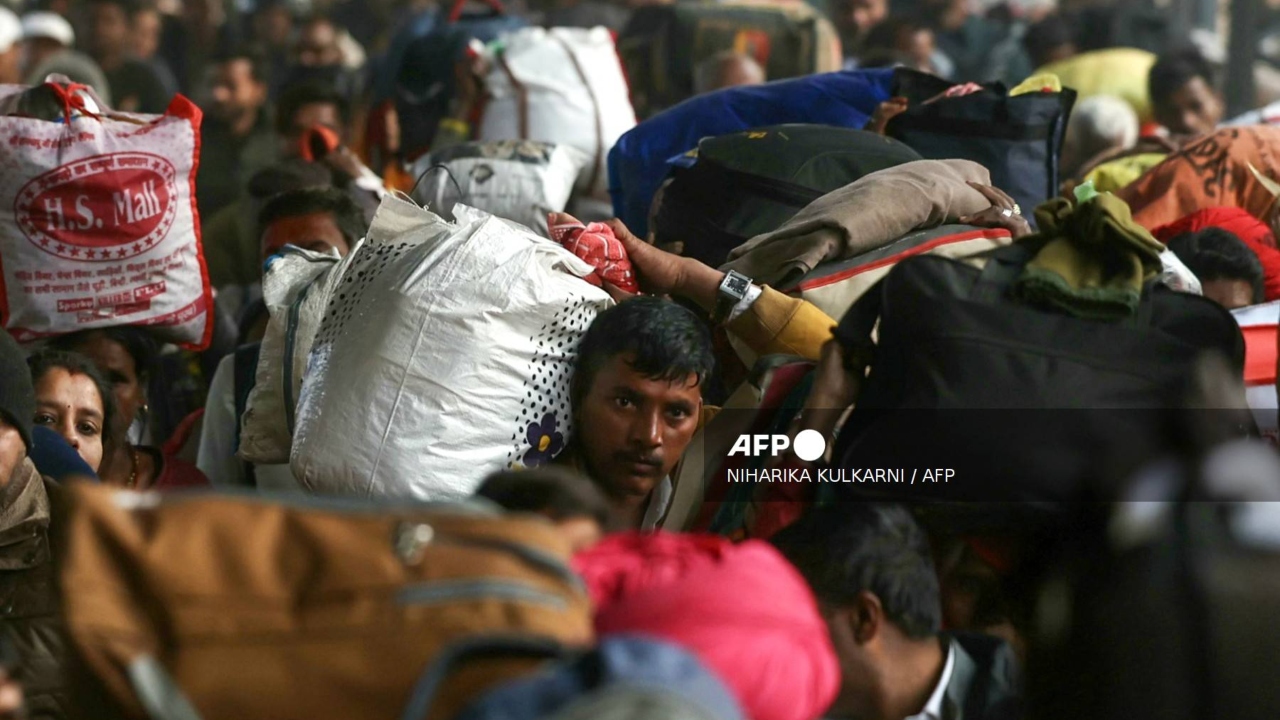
xmin=505 ymin=296 xmax=598 ymax=469
xmin=522 ymin=412 xmax=565 ymax=467
xmin=432 ymin=139 xmax=557 ymax=166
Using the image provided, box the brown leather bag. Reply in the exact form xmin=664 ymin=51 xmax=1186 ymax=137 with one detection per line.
xmin=58 ymin=484 xmax=593 ymax=720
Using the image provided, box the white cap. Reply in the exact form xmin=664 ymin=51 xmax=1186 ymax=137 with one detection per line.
xmin=0 ymin=8 xmax=20 ymax=54
xmin=21 ymin=12 xmax=75 ymax=48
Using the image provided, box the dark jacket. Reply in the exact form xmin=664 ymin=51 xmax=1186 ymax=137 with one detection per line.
xmin=0 ymin=460 xmax=67 ymax=720
xmin=943 ymin=634 xmax=1022 ymax=720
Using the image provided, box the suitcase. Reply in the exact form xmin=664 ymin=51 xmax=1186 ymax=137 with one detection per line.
xmin=652 ymin=125 xmax=921 ymax=267
xmin=618 ymin=0 xmax=842 ymax=119
xmin=60 ymin=484 xmax=594 ymax=720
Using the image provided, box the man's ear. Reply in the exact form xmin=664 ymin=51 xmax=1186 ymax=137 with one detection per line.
xmin=851 ymin=590 xmax=884 ymax=646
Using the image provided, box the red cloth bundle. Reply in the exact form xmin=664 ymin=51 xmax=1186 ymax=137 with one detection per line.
xmin=549 ymin=217 xmax=639 ymax=293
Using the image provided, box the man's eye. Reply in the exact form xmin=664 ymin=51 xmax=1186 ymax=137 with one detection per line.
xmin=668 ymin=408 xmax=690 ymax=420
xmin=33 ymin=413 xmax=55 ymax=426
xmin=614 ymin=397 xmax=633 ymax=409
xmin=78 ymin=423 xmax=99 ymax=437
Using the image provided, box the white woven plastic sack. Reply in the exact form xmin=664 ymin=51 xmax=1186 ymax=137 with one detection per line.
xmin=291 ymin=197 xmax=613 ymax=499
xmin=410 ymin=140 xmax=586 ymax=237
xmin=478 ymin=27 xmax=637 ymax=199
xmin=0 ymin=85 xmax=210 ymax=347
xmin=238 ymin=245 xmax=358 ymax=464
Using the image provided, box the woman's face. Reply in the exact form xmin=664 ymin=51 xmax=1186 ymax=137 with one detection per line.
xmin=69 ymin=333 xmax=144 ymax=439
xmin=34 ymin=368 xmax=107 ymax=472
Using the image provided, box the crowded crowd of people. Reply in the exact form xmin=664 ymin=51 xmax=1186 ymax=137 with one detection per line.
xmin=1 ymin=0 xmax=1279 ymax=718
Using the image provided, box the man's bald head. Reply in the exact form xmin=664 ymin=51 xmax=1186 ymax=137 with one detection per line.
xmin=693 ymin=52 xmax=766 ymax=95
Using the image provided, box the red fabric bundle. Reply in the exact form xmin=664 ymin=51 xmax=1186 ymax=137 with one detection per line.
xmin=1152 ymin=207 xmax=1280 ymax=301
xmin=573 ymin=532 xmax=840 ymax=720
xmin=549 ymin=217 xmax=639 ymax=293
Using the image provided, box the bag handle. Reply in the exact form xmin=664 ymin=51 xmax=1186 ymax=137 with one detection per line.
xmin=399 ymin=635 xmax=569 ymax=720
xmin=447 ymin=0 xmax=505 ymax=22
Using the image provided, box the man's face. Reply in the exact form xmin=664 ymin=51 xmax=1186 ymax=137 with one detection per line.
xmin=1201 ymin=278 xmax=1256 ymax=310
xmin=575 ymin=352 xmax=702 ymax=502
xmin=261 ymin=212 xmax=351 ymax=262
xmin=132 ymin=8 xmax=162 ymax=61
xmin=0 ymin=419 xmax=25 ymax=489
xmin=255 ymin=5 xmax=294 ymax=49
xmin=834 ymin=0 xmax=888 ymax=50
xmin=1155 ymin=76 xmax=1223 ymax=137
xmin=210 ymin=58 xmax=266 ymax=123
xmin=296 ymin=20 xmax=342 ymax=67
xmin=283 ymin=101 xmax=344 ymax=155
xmin=90 ymin=2 xmax=131 ymax=59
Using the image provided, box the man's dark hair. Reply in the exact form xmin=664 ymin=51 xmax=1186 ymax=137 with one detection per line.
xmin=275 ymin=81 xmax=349 ymax=136
xmin=215 ymin=44 xmax=270 ymax=85
xmin=248 ymin=159 xmax=334 ymax=201
xmin=1023 ymin=15 xmax=1077 ymax=69
xmin=476 ymin=467 xmax=611 ymax=526
xmin=1148 ymin=49 xmax=1217 ymax=108
xmin=772 ymin=504 xmax=942 ymax=640
xmin=49 ymin=327 xmax=159 ymax=384
xmin=1167 ymin=228 xmax=1265 ymax=303
xmin=89 ymin=0 xmax=142 ymax=17
xmin=257 ymin=187 xmax=367 ymax=248
xmin=27 ymin=349 xmax=119 ymax=441
xmin=571 ymin=297 xmax=714 ymax=413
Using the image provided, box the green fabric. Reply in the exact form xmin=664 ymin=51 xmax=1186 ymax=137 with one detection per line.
xmin=1012 ymin=191 xmax=1165 ymax=321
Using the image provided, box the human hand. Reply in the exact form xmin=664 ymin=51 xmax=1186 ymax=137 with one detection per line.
xmin=866 ymin=96 xmax=908 ymax=135
xmin=0 ymin=667 xmax=25 ymax=720
xmin=958 ymin=182 xmax=1033 ymax=238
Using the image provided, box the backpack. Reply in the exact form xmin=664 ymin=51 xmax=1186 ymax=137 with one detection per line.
xmin=652 ymin=125 xmax=921 ymax=267
xmin=886 ymin=68 xmax=1076 ymax=230
xmin=618 ymin=0 xmax=843 ymax=119
xmin=60 ymin=483 xmax=593 ymax=720
xmin=453 ymin=637 xmax=746 ymax=720
xmin=394 ymin=0 xmax=528 ymax=161
xmin=829 ymin=240 xmax=1248 ymax=501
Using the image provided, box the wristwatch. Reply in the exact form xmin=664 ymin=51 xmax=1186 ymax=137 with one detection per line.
xmin=714 ymin=270 xmax=753 ymax=324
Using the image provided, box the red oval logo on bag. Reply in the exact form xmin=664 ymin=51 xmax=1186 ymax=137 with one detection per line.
xmin=15 ymin=152 xmax=178 ymax=262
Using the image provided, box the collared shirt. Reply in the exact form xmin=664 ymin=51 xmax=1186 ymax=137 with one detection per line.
xmin=906 ymin=642 xmax=957 ymax=720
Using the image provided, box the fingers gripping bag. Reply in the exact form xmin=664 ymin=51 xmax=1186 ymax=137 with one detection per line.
xmin=0 ymin=81 xmax=211 ymax=347
xmin=291 ymin=196 xmax=613 ymax=499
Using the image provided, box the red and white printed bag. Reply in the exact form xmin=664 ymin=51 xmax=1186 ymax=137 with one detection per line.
xmin=0 ymin=84 xmax=211 ymax=348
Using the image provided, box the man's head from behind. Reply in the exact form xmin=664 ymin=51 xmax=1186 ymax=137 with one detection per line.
xmin=571 ymin=297 xmax=712 ymax=504
xmin=1149 ymin=49 xmax=1223 ymax=137
xmin=475 ymin=467 xmax=610 ymax=551
xmin=258 ymin=186 xmax=365 ymax=263
xmin=1167 ymin=228 xmax=1264 ymax=310
xmin=692 ymin=51 xmax=765 ymax=96
xmin=1062 ymin=94 xmax=1138 ymax=177
xmin=772 ymin=504 xmax=942 ymax=720
xmin=830 ymin=0 xmax=888 ymax=53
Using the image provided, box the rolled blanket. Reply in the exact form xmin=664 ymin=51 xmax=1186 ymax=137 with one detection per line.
xmin=1013 ymin=189 xmax=1165 ymax=321
xmin=721 ymin=159 xmax=993 ymax=286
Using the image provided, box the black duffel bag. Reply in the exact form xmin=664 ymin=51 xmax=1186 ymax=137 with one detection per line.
xmin=886 ymin=68 xmax=1076 ymax=229
xmin=827 ymin=239 xmax=1248 ymax=502
xmin=652 ymin=124 xmax=920 ymax=268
